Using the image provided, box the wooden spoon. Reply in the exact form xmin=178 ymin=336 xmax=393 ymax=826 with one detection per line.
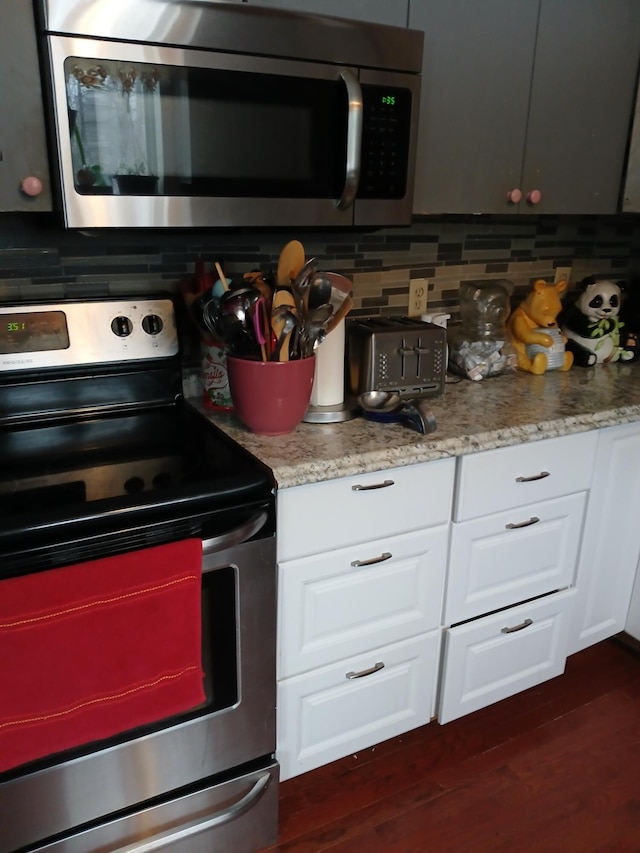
xmin=214 ymin=261 xmax=229 ymax=291
xmin=276 ymin=240 xmax=305 ymax=288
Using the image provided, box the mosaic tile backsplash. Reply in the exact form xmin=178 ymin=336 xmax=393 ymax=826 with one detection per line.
xmin=2 ymin=211 xmax=640 ymax=362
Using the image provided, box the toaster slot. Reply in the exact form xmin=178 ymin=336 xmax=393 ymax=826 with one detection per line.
xmin=394 ymin=317 xmax=425 ymax=327
xmin=398 ymin=337 xmax=412 ymax=379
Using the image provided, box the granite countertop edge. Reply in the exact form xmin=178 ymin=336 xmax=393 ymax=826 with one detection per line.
xmin=187 ymin=366 xmax=640 ymax=489
xmin=263 ymin=407 xmax=640 ymax=487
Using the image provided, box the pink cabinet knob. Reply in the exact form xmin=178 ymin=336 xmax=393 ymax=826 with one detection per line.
xmin=506 ymin=188 xmax=522 ymax=204
xmin=20 ymin=176 xmax=44 ymax=197
xmin=526 ymin=189 xmax=542 ymax=205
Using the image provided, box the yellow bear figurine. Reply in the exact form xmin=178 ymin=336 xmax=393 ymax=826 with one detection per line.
xmin=507 ymin=279 xmax=574 ymax=374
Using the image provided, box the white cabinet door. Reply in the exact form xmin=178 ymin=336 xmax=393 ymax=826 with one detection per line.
xmin=445 ymin=493 xmax=586 ymax=625
xmin=247 ymin=0 xmax=409 ymax=27
xmin=278 ymin=525 xmax=447 ymax=678
xmin=439 ymin=588 xmax=576 ymax=724
xmin=277 ymin=631 xmax=439 ymax=780
xmin=570 ymin=422 xmax=640 ymax=654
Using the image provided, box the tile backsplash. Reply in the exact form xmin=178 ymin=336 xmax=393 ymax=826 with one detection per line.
xmin=2 ymin=211 xmax=640 ymax=356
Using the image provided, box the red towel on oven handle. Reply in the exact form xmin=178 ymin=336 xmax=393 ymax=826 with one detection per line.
xmin=0 ymin=539 xmax=204 ymax=774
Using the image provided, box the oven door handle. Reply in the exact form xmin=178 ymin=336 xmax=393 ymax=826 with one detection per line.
xmin=201 ymin=509 xmax=268 ymax=561
xmin=110 ymin=771 xmax=272 ymax=853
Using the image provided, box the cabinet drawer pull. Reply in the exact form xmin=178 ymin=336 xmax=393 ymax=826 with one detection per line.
xmin=350 ymin=552 xmax=392 ymax=567
xmin=501 ymin=618 xmax=533 ymax=634
xmin=505 ymin=516 xmax=540 ymax=530
xmin=346 ymin=661 xmax=385 ymax=679
xmin=352 ymin=479 xmax=395 ymax=491
xmin=515 ymin=471 xmax=550 ymax=483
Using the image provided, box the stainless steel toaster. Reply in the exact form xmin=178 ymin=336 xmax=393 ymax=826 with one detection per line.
xmin=346 ymin=316 xmax=447 ymax=398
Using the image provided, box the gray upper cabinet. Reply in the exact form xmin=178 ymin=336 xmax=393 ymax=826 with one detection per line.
xmin=247 ymin=0 xmax=409 ymax=28
xmin=0 ymin=0 xmax=52 ymax=212
xmin=622 ymin=97 xmax=640 ymax=211
xmin=410 ymin=0 xmax=640 ymax=215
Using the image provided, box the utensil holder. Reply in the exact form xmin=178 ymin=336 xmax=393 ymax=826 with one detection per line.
xmin=227 ymin=356 xmax=315 ymax=435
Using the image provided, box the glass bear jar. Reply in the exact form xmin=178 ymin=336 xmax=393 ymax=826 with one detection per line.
xmin=448 ymin=279 xmax=514 ymax=380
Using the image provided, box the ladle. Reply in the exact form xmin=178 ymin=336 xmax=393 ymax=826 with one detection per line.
xmin=216 ymin=287 xmax=261 ymax=356
xmin=296 ymin=303 xmax=332 ymax=356
xmin=358 ymin=391 xmax=437 ymax=435
xmin=271 ymin=289 xmax=297 ymax=362
xmin=291 ymin=258 xmax=317 ymax=315
xmin=306 ymin=272 xmax=332 ymax=314
xmin=271 ymin=309 xmax=298 ymax=362
xmin=307 ymin=302 xmax=333 ymax=326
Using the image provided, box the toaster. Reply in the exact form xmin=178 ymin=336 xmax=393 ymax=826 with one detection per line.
xmin=346 ymin=316 xmax=447 ymax=399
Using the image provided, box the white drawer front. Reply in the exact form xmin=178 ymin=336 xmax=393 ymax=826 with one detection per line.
xmin=277 ymin=458 xmax=455 ymax=562
xmin=277 ymin=632 xmax=439 ymax=781
xmin=453 ymin=431 xmax=597 ymax=521
xmin=438 ymin=588 xmax=576 ymax=724
xmin=278 ymin=526 xmax=448 ymax=678
xmin=445 ymin=492 xmax=586 ymax=625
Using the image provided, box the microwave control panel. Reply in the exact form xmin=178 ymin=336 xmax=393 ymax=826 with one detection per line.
xmin=359 ymin=85 xmax=412 ymax=199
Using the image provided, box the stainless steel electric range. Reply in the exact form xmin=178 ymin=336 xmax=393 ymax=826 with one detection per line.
xmin=0 ymin=296 xmax=279 ymax=853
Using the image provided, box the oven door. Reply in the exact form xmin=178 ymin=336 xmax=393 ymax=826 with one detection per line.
xmin=0 ymin=520 xmax=278 ymax=853
xmin=43 ymin=34 xmax=418 ymax=228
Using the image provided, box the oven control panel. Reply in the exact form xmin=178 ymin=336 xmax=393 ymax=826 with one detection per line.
xmin=0 ymin=298 xmax=179 ymax=371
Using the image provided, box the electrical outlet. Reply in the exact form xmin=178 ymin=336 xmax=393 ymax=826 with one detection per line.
xmin=408 ymin=278 xmax=428 ymax=317
xmin=554 ymin=266 xmax=571 ymax=285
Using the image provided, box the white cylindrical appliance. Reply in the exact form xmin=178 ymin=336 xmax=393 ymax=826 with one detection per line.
xmin=303 ymin=319 xmax=358 ymax=423
xmin=310 ymin=320 xmax=345 ymax=407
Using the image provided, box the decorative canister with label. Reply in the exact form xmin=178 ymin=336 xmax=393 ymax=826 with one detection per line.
xmin=201 ymin=339 xmax=234 ymax=410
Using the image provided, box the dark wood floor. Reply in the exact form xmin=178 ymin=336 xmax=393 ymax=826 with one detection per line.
xmin=264 ymin=638 xmax=640 ymax=853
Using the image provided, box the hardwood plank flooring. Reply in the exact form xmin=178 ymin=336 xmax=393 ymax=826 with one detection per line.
xmin=263 ymin=638 xmax=640 ymax=853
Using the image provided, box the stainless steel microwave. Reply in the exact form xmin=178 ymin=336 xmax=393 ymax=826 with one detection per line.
xmin=36 ymin=0 xmax=423 ymax=230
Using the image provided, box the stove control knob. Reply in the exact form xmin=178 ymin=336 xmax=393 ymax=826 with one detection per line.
xmin=142 ymin=314 xmax=164 ymax=335
xmin=111 ymin=316 xmax=133 ymax=337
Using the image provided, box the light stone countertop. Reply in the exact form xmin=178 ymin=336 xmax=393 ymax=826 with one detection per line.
xmin=187 ymin=363 xmax=640 ymax=489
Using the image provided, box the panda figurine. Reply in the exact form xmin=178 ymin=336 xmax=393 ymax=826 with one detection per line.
xmin=558 ymin=276 xmax=635 ymax=367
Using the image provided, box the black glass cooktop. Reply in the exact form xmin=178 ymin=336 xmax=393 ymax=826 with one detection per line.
xmin=0 ymin=403 xmax=275 ymax=575
xmin=0 ymin=296 xmax=276 ymax=576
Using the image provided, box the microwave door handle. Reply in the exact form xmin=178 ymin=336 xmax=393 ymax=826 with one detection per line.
xmin=336 ymin=69 xmax=363 ymax=211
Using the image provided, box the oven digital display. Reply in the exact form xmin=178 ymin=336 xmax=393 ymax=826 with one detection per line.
xmin=0 ymin=311 xmax=70 ymax=354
